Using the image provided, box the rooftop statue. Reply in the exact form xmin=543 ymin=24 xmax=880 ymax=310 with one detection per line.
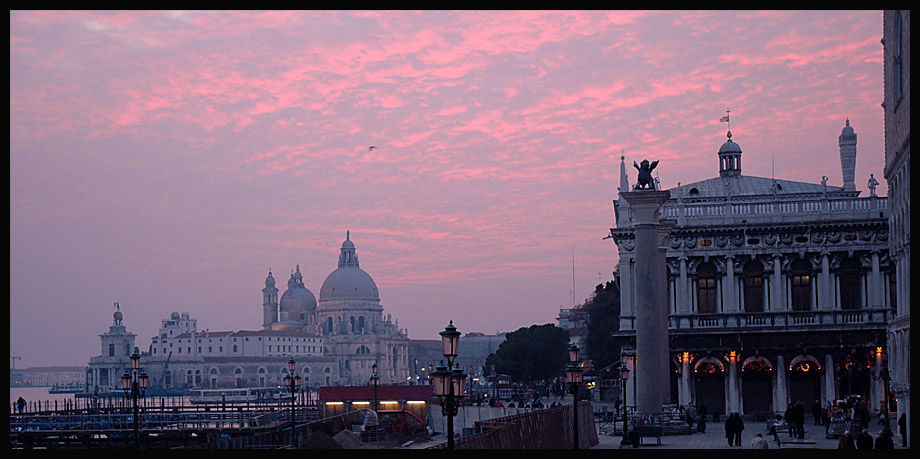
xmin=633 ymin=159 xmax=659 ymax=190
xmin=868 ymin=173 xmax=879 ymax=197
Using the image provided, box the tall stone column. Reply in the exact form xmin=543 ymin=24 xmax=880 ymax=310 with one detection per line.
xmin=728 ymin=351 xmax=739 ymax=414
xmin=824 ymin=354 xmax=836 ymax=405
xmin=680 ymin=352 xmax=692 ymax=407
xmin=621 ymin=189 xmax=671 ymax=415
xmin=775 ymin=354 xmax=787 ymax=412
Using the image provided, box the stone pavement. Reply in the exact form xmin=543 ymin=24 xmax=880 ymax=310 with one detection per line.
xmin=590 ymin=416 xmax=908 ymax=450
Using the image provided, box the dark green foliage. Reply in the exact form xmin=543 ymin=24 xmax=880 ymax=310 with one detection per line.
xmin=584 ymin=280 xmax=621 ymax=371
xmin=485 ymin=323 xmax=570 ymax=383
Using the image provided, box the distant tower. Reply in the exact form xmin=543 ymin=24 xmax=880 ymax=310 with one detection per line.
xmin=838 ymin=118 xmax=857 ymax=191
xmin=718 ymin=131 xmax=743 ymax=177
xmin=262 ymin=270 xmax=279 ymax=330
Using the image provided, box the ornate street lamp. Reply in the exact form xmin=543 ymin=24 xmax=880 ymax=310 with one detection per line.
xmin=565 ymin=344 xmax=583 ymax=449
xmin=371 ymin=363 xmax=380 ymax=413
xmin=284 ymin=358 xmax=301 ymax=448
xmin=121 ymin=349 xmax=148 ymax=449
xmin=619 ymin=351 xmax=632 ymax=447
xmin=433 ymin=321 xmax=466 ymax=449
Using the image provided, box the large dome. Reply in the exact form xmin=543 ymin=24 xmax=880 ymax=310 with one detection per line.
xmin=280 ymin=265 xmax=317 ymax=312
xmin=320 ymin=267 xmax=379 ymax=300
xmin=319 ymin=231 xmax=379 ymax=301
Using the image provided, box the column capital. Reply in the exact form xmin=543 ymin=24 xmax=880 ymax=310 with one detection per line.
xmin=620 ymin=190 xmax=671 ymax=225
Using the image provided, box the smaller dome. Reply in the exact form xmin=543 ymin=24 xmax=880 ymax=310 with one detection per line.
xmin=280 ymin=287 xmax=318 ymax=312
xmin=342 ymin=230 xmax=355 ymax=249
xmin=265 ymin=270 xmax=275 ymax=286
xmin=719 ymin=132 xmax=741 ymax=153
xmin=841 ymin=118 xmax=855 ymax=135
xmin=171 ymin=312 xmax=180 ymax=320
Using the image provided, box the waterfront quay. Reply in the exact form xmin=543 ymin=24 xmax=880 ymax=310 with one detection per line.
xmin=10 ymin=401 xmax=327 ymax=449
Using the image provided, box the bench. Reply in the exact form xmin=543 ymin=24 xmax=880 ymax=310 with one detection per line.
xmin=777 ymin=437 xmax=817 ymax=449
xmin=632 ymin=426 xmax=662 ymax=446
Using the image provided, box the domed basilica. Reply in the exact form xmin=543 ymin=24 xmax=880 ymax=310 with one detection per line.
xmin=262 ymin=232 xmax=411 ymax=385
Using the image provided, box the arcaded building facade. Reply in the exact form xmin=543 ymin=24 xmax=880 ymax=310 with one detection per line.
xmin=609 ymin=124 xmax=893 ymax=418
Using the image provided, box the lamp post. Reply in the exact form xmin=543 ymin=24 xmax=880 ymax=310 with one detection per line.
xmin=619 ymin=351 xmax=632 ymax=447
xmin=120 ymin=349 xmax=148 ymax=449
xmin=564 ymin=344 xmax=583 ymax=449
xmin=873 ymin=349 xmax=893 ymax=436
xmin=284 ymin=358 xmax=301 ymax=448
xmin=371 ymin=363 xmax=380 ymax=413
xmin=432 ymin=321 xmax=466 ymax=449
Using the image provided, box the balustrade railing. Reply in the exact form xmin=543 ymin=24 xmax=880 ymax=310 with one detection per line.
xmin=619 ymin=308 xmax=888 ymax=331
xmin=660 ymin=196 xmax=887 ymax=221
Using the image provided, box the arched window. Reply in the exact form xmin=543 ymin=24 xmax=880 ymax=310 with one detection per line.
xmin=358 ymin=316 xmax=365 ymax=333
xmin=326 ymin=317 xmax=334 ymax=334
xmin=350 ymin=316 xmax=356 ymax=333
xmin=697 ymin=262 xmax=718 ymax=313
xmin=839 ymin=257 xmax=861 ymax=310
xmin=743 ymin=261 xmax=764 ymax=312
xmin=790 ymin=259 xmax=812 ymax=311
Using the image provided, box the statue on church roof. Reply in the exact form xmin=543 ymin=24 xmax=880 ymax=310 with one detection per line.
xmin=633 ymin=159 xmax=659 ymax=190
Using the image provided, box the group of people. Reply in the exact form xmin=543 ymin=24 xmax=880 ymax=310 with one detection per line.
xmin=783 ymin=401 xmax=808 ymax=438
xmin=836 ymin=428 xmax=896 ymax=449
xmin=724 ymin=413 xmax=745 ymax=446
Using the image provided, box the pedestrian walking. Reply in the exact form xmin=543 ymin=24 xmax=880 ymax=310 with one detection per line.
xmin=733 ymin=413 xmax=745 ymax=446
xmin=750 ymin=432 xmax=769 ymax=449
xmin=784 ymin=403 xmax=795 ymax=438
xmin=874 ymin=430 xmax=895 ymax=449
xmin=812 ymin=400 xmax=822 ymax=425
xmin=725 ymin=413 xmax=737 ymax=446
xmin=793 ymin=400 xmax=806 ymax=438
xmin=16 ymin=397 xmax=26 ymax=414
xmin=898 ymin=413 xmax=907 ymax=447
xmin=837 ymin=431 xmax=856 ymax=449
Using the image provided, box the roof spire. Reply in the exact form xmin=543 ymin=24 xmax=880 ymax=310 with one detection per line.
xmin=618 ymin=150 xmax=630 ymax=193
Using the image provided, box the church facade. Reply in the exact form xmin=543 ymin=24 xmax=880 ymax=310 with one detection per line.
xmin=609 ymin=121 xmax=893 ymax=418
xmin=86 ymin=233 xmax=411 ymax=393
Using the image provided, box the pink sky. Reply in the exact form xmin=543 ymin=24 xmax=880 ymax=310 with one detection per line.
xmin=10 ymin=10 xmax=886 ymax=368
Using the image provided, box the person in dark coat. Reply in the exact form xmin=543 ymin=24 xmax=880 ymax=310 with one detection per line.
xmin=855 ymin=428 xmax=874 ymax=449
xmin=784 ymin=403 xmax=795 ymax=437
xmin=793 ymin=401 xmax=806 ymax=438
xmin=874 ymin=429 xmax=895 ymax=449
xmin=734 ymin=413 xmax=745 ymax=446
xmin=725 ymin=413 xmax=736 ymax=446
xmin=898 ymin=413 xmax=907 ymax=447
xmin=812 ymin=400 xmax=822 ymax=425
xmin=726 ymin=413 xmax=744 ymax=446
xmin=16 ymin=397 xmax=26 ymax=414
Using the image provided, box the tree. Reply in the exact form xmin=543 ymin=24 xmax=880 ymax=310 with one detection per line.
xmin=485 ymin=324 xmax=570 ymax=384
xmin=584 ymin=280 xmax=621 ymax=371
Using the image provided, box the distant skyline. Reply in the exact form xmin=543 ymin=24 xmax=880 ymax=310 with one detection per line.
xmin=11 ymin=10 xmax=886 ymax=368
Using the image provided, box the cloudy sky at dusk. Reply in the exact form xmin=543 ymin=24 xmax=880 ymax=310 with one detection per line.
xmin=11 ymin=10 xmax=887 ymax=368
